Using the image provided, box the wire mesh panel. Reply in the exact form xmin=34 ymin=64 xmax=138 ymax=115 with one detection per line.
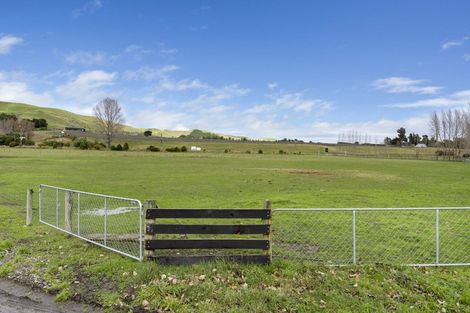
xmin=273 ymin=208 xmax=470 ymax=266
xmin=39 ymin=184 xmax=143 ymax=261
xmin=272 ymin=210 xmax=353 ymax=264
xmin=439 ymin=209 xmax=470 ymax=265
xmin=355 ymin=210 xmax=435 ymax=265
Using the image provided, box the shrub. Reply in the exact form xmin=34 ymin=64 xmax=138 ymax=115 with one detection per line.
xmin=92 ymin=143 xmax=102 ymax=150
xmin=73 ymin=138 xmax=91 ymax=149
xmin=463 ymin=153 xmax=470 ymax=158
xmin=181 ymin=146 xmax=187 ymax=152
xmin=165 ymin=146 xmax=181 ymax=152
xmin=0 ymin=133 xmax=20 ymax=146
xmin=224 ymin=149 xmax=229 ymax=153
xmin=9 ymin=141 xmax=19 ymax=147
xmin=22 ymin=139 xmax=35 ymax=146
xmin=146 ymin=145 xmax=161 ymax=152
xmin=435 ymin=150 xmax=454 ymax=156
xmin=111 ymin=144 xmax=123 ymax=151
xmin=258 ymin=149 xmax=263 ymax=154
xmin=246 ymin=150 xmax=251 ymax=154
xmin=143 ymin=130 xmax=152 ymax=137
xmin=279 ymin=149 xmax=286 ymax=154
xmin=123 ymin=142 xmax=129 ymax=151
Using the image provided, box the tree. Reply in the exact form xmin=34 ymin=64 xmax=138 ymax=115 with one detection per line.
xmin=144 ymin=130 xmax=152 ymax=137
xmin=93 ymin=98 xmax=124 ymax=149
xmin=428 ymin=108 xmax=470 ymax=159
xmin=30 ymin=118 xmax=48 ymax=129
xmin=397 ymin=127 xmax=407 ymax=145
xmin=422 ymin=135 xmax=429 ymax=146
xmin=17 ymin=119 xmax=35 ymax=140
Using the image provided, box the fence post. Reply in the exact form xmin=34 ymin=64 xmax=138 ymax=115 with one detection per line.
xmin=77 ymin=193 xmax=80 ymax=236
xmin=64 ymin=191 xmax=73 ymax=232
xmin=38 ymin=186 xmax=42 ymax=223
xmin=264 ymin=199 xmax=272 ymax=263
xmin=352 ymin=210 xmax=357 ymax=265
xmin=435 ymin=208 xmax=440 ymax=265
xmin=56 ymin=188 xmax=59 ymax=227
xmin=144 ymin=200 xmax=158 ymax=260
xmin=26 ymin=188 xmax=33 ymax=226
xmin=104 ymin=198 xmax=108 ymax=246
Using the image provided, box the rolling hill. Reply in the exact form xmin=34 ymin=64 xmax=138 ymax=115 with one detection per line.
xmin=0 ymin=101 xmax=192 ymax=137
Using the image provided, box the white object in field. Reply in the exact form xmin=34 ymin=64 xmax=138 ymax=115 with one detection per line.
xmin=415 ymin=143 xmax=427 ymax=148
xmin=191 ymin=146 xmax=202 ymax=152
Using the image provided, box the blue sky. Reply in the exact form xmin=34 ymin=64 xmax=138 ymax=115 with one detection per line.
xmin=1 ymin=0 xmax=470 ymax=142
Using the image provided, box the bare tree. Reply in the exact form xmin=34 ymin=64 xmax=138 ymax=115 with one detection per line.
xmin=94 ymin=98 xmax=124 ymax=148
xmin=429 ymin=108 xmax=470 ymax=160
xmin=16 ymin=119 xmax=35 ymax=140
xmin=429 ymin=111 xmax=440 ymax=144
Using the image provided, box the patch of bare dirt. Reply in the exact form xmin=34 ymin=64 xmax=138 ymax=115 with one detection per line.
xmin=252 ymin=167 xmax=333 ymax=176
xmin=0 ymin=278 xmax=101 ymax=313
xmin=285 ymin=169 xmax=332 ymax=176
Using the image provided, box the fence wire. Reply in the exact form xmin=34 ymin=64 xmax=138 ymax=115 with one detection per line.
xmin=39 ymin=184 xmax=143 ymax=261
xmin=272 ymin=208 xmax=470 ymax=266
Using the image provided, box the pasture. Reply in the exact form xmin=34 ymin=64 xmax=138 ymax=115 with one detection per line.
xmin=1 ymin=147 xmax=470 ymax=312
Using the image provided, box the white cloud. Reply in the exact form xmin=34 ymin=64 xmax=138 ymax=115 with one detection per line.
xmin=0 ymin=81 xmax=53 ymax=105
xmin=158 ymin=78 xmax=208 ymax=92
xmin=383 ymin=89 xmax=470 ymax=109
xmin=55 ymin=70 xmax=117 ymax=112
xmin=124 ymin=45 xmax=154 ymax=60
xmin=159 ymin=48 xmax=178 ymax=57
xmin=268 ymin=82 xmax=278 ymax=90
xmin=128 ymin=109 xmax=190 ymax=130
xmin=73 ymin=0 xmax=103 ymax=17
xmin=124 ymin=65 xmax=179 ymax=81
xmin=65 ymin=51 xmax=107 ymax=65
xmin=184 ymin=84 xmax=250 ymax=108
xmin=372 ymin=77 xmax=442 ymax=95
xmin=0 ymin=35 xmax=23 ymax=55
xmin=464 ymin=54 xmax=470 ymax=61
xmin=0 ymin=71 xmax=53 ymax=105
xmin=274 ymin=92 xmax=332 ymax=112
xmin=246 ymin=91 xmax=332 ymax=114
xmin=441 ymin=36 xmax=469 ymax=50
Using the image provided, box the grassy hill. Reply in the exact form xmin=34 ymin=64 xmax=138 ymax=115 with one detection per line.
xmin=0 ymin=101 xmax=192 ymax=137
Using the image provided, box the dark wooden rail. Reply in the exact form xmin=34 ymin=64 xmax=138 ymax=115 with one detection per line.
xmin=144 ymin=201 xmax=272 ymax=265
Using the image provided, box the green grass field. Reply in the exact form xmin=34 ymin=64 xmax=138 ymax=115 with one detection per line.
xmin=1 ymin=147 xmax=470 ymax=312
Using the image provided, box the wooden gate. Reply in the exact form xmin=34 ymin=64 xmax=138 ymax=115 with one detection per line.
xmin=144 ymin=200 xmax=272 ymax=265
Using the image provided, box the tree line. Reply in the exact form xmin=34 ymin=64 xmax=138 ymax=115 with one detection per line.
xmin=382 ymin=108 xmax=470 ymax=160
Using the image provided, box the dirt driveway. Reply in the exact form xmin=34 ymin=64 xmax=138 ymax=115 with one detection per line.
xmin=0 ymin=279 xmax=100 ymax=313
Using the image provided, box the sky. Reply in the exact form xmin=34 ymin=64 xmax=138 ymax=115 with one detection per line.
xmin=1 ymin=0 xmax=470 ymax=142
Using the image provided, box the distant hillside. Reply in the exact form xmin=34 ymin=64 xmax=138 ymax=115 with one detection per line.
xmin=0 ymin=101 xmax=233 ymax=138
xmin=0 ymin=101 xmax=100 ymax=130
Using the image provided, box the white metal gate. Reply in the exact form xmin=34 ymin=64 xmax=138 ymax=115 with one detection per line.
xmin=39 ymin=184 xmax=143 ymax=261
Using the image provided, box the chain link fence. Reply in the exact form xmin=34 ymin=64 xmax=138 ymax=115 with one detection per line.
xmin=39 ymin=184 xmax=143 ymax=261
xmin=272 ymin=208 xmax=470 ymax=266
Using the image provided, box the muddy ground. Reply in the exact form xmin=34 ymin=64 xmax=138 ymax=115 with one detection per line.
xmin=0 ymin=279 xmax=101 ymax=313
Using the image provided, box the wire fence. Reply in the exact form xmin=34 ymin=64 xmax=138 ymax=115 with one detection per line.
xmin=272 ymin=208 xmax=470 ymax=266
xmin=7 ymin=185 xmax=470 ymax=266
xmin=38 ymin=184 xmax=143 ymax=261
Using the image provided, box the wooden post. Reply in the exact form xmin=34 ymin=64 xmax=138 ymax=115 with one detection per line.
xmin=64 ymin=191 xmax=73 ymax=232
xmin=26 ymin=188 xmax=33 ymax=226
xmin=264 ymin=199 xmax=272 ymax=263
xmin=144 ymin=200 xmax=158 ymax=259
